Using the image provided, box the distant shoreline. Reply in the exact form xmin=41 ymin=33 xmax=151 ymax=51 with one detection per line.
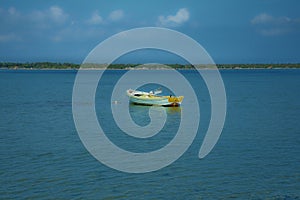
xmin=1 ymin=62 xmax=300 ymax=70
xmin=1 ymin=68 xmax=300 ymax=71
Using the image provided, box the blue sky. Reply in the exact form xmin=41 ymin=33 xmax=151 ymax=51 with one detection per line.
xmin=0 ymin=0 xmax=299 ymax=64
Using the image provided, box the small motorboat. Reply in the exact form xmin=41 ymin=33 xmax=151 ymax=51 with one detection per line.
xmin=126 ymin=89 xmax=184 ymax=106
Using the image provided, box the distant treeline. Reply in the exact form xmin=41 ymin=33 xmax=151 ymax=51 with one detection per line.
xmin=0 ymin=62 xmax=79 ymax=69
xmin=0 ymin=62 xmax=300 ymax=69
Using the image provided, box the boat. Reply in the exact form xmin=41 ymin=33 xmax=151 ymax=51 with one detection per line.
xmin=126 ymin=89 xmax=184 ymax=106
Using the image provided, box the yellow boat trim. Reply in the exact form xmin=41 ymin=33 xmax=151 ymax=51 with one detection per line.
xmin=168 ymin=96 xmax=184 ymax=103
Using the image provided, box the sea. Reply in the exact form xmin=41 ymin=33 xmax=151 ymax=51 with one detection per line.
xmin=0 ymin=69 xmax=299 ymax=199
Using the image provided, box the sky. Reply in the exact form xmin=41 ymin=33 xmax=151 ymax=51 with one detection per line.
xmin=0 ymin=0 xmax=299 ymax=64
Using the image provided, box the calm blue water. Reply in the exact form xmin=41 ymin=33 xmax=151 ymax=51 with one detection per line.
xmin=0 ymin=69 xmax=299 ymax=199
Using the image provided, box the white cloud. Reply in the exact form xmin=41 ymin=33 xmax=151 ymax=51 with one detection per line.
xmin=87 ymin=9 xmax=124 ymax=25
xmin=0 ymin=5 xmax=72 ymax=45
xmin=49 ymin=6 xmax=68 ymax=23
xmin=251 ymin=13 xmax=300 ymax=36
xmin=157 ymin=8 xmax=189 ymax=27
xmin=87 ymin=11 xmax=104 ymax=25
xmin=251 ymin=13 xmax=273 ymax=24
xmin=108 ymin=9 xmax=124 ymax=21
xmin=251 ymin=13 xmax=291 ymax=25
xmin=29 ymin=6 xmax=68 ymax=25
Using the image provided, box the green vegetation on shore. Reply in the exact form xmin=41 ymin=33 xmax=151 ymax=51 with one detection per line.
xmin=0 ymin=62 xmax=79 ymax=69
xmin=1 ymin=62 xmax=300 ymax=70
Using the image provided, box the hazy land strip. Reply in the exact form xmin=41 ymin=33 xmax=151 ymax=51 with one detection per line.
xmin=1 ymin=62 xmax=300 ymax=70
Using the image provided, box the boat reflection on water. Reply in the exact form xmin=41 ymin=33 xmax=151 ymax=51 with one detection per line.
xmin=128 ymin=103 xmax=182 ymax=127
xmin=165 ymin=106 xmax=182 ymax=114
xmin=129 ymin=103 xmax=181 ymax=114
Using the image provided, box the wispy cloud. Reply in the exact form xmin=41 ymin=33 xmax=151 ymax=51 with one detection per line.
xmin=251 ymin=13 xmax=291 ymax=25
xmin=251 ymin=13 xmax=300 ymax=36
xmin=0 ymin=5 xmax=127 ymax=45
xmin=108 ymin=9 xmax=124 ymax=21
xmin=0 ymin=5 xmax=71 ymax=44
xmin=87 ymin=9 xmax=124 ymax=25
xmin=29 ymin=6 xmax=69 ymax=25
xmin=87 ymin=11 xmax=104 ymax=25
xmin=48 ymin=6 xmax=68 ymax=23
xmin=157 ymin=8 xmax=189 ymax=27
